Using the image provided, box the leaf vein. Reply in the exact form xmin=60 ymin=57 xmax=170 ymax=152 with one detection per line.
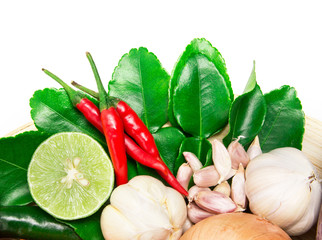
xmin=0 ymin=158 xmax=27 ymax=171
xmin=137 ymin=53 xmax=149 ymax=129
xmin=261 ymin=107 xmax=283 ymax=148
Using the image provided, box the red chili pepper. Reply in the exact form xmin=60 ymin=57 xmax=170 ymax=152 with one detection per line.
xmin=71 ymin=81 xmax=162 ymax=160
xmin=124 ymin=135 xmax=188 ymax=195
xmin=42 ymin=69 xmax=103 ymax=132
xmin=86 ymin=52 xmax=128 ymax=186
xmin=116 ymin=100 xmax=161 ymax=160
xmin=43 ymin=64 xmax=188 ymax=195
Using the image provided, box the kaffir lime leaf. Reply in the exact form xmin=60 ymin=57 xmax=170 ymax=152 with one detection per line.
xmin=27 ymin=132 xmax=114 ymax=220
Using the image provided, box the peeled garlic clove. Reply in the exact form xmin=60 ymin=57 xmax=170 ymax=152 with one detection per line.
xmin=213 ymin=181 xmax=231 ymax=197
xmin=227 ymin=138 xmax=250 ymax=169
xmin=183 ymin=152 xmax=203 ymax=172
xmin=187 ymin=202 xmax=215 ymax=224
xmin=193 ymin=165 xmax=220 ymax=187
xmin=231 ymin=163 xmax=247 ymax=209
xmin=182 ymin=218 xmax=193 ymax=233
xmin=247 ymin=136 xmax=262 ymax=160
xmin=176 ymin=163 xmax=193 ymax=191
xmin=212 ymin=139 xmax=231 ymax=184
xmin=194 ymin=190 xmax=237 ymax=214
xmin=188 ymin=185 xmax=211 ymax=202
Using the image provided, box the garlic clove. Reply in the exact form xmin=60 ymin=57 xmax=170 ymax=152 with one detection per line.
xmin=101 ymin=205 xmax=137 ymax=240
xmin=246 ymin=166 xmax=311 ymax=230
xmin=194 ymin=190 xmax=237 ymax=214
xmin=284 ymin=178 xmax=322 ymax=236
xmin=246 ymin=136 xmax=262 ymax=160
xmin=176 ymin=163 xmax=193 ymax=191
xmin=111 ymin=184 xmax=172 ymax=232
xmin=183 ymin=152 xmax=203 ymax=172
xmin=188 ymin=185 xmax=211 ymax=202
xmin=187 ymin=202 xmax=215 ymax=224
xmin=193 ymin=165 xmax=220 ymax=188
xmin=164 ymin=187 xmax=187 ymax=229
xmin=227 ymin=138 xmax=250 ymax=169
xmin=223 ymin=168 xmax=237 ymax=181
xmin=213 ymin=181 xmax=231 ymax=197
xmin=231 ymin=163 xmax=247 ymax=209
xmin=212 ymin=139 xmax=232 ymax=184
xmin=128 ymin=175 xmax=166 ymax=203
xmin=182 ymin=218 xmax=193 ymax=233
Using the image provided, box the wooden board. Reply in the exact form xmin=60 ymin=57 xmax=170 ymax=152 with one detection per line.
xmin=3 ymin=116 xmax=322 ymax=240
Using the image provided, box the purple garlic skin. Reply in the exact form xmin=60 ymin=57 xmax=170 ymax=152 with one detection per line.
xmin=176 ymin=163 xmax=193 ymax=191
xmin=187 ymin=202 xmax=215 ymax=224
xmin=227 ymin=138 xmax=250 ymax=169
xmin=183 ymin=152 xmax=203 ymax=172
xmin=194 ymin=190 xmax=237 ymax=214
xmin=247 ymin=136 xmax=262 ymax=160
xmin=188 ymin=185 xmax=211 ymax=202
xmin=193 ymin=165 xmax=220 ymax=188
xmin=212 ymin=139 xmax=232 ymax=184
xmin=231 ymin=163 xmax=247 ymax=209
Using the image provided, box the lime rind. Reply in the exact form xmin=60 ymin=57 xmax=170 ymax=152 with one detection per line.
xmin=27 ymin=132 xmax=114 ymax=220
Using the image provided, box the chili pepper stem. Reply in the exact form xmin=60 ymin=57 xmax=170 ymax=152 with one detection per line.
xmin=42 ymin=68 xmax=82 ymax=106
xmin=86 ymin=52 xmax=111 ymax=111
xmin=71 ymin=81 xmax=99 ymax=99
xmin=86 ymin=52 xmax=128 ymax=186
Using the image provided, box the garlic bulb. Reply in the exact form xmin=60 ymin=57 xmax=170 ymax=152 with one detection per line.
xmin=245 ymin=147 xmax=322 ymax=236
xmin=100 ymin=176 xmax=187 ymax=240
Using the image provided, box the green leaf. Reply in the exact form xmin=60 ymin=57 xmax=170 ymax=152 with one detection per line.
xmin=109 ymin=47 xmax=170 ymax=133
xmin=172 ymin=54 xmax=232 ymax=138
xmin=30 ymin=88 xmax=106 ymax=148
xmin=259 ymin=85 xmax=305 ymax=152
xmin=30 ymin=88 xmax=139 ymax=181
xmin=136 ymin=127 xmax=186 ymax=184
xmin=203 ymin=148 xmax=213 ymax=168
xmin=0 ymin=206 xmax=80 ymax=240
xmin=174 ymin=137 xmax=212 ymax=175
xmin=127 ymin=157 xmax=138 ymax=180
xmin=223 ymin=62 xmax=267 ymax=148
xmin=0 ymin=131 xmax=50 ymax=206
xmin=153 ymin=127 xmax=186 ymax=173
xmin=169 ymin=38 xmax=233 ymax=128
xmin=59 ymin=210 xmax=104 ymax=240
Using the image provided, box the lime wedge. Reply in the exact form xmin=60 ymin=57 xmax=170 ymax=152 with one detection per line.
xmin=27 ymin=132 xmax=114 ymax=220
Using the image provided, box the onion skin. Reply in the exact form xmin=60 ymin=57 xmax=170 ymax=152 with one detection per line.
xmin=179 ymin=213 xmax=291 ymax=240
xmin=317 ymin=206 xmax=322 ymax=240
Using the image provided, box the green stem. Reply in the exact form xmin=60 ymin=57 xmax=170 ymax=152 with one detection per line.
xmin=71 ymin=81 xmax=99 ymax=99
xmin=86 ymin=52 xmax=109 ymax=110
xmin=42 ymin=69 xmax=81 ymax=106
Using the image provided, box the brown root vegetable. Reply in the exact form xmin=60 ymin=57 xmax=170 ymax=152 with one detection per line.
xmin=179 ymin=212 xmax=291 ymax=240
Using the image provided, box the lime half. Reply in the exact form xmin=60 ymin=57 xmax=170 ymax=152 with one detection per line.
xmin=28 ymin=132 xmax=114 ymax=220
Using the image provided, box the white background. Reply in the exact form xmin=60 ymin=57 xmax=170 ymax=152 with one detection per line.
xmin=1 ymin=0 xmax=321 ymax=137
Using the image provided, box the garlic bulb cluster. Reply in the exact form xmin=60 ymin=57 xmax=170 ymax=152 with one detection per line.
xmin=177 ymin=137 xmax=259 ymax=224
xmin=245 ymin=147 xmax=322 ymax=236
xmin=100 ymin=176 xmax=187 ymax=240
